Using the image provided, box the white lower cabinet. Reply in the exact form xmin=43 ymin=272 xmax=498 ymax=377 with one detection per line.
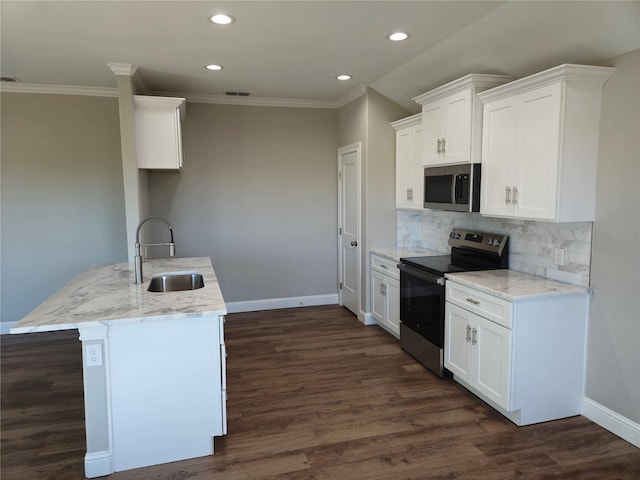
xmin=370 ymin=254 xmax=400 ymax=338
xmin=446 ymin=303 xmax=511 ymax=409
xmin=445 ymin=279 xmax=589 ymax=426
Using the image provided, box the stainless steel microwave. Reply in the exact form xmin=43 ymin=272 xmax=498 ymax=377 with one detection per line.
xmin=424 ymin=164 xmax=481 ymax=212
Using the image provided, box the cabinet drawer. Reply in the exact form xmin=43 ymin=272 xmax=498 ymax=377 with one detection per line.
xmin=446 ymin=281 xmax=512 ymax=329
xmin=371 ymin=254 xmax=399 ymax=280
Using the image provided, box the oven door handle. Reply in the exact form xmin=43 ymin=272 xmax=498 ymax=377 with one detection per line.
xmin=398 ymin=263 xmax=445 ymax=285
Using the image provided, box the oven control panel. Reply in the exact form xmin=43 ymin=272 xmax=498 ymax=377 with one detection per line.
xmin=448 ymin=228 xmax=508 ymax=256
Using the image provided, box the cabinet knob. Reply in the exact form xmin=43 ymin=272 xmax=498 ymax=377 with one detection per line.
xmin=441 ymin=138 xmax=446 ymax=154
xmin=350 ymin=241 xmax=358 ymax=247
xmin=466 ymin=325 xmax=472 ymax=342
xmin=505 ymin=186 xmax=512 ymax=204
xmin=437 ymin=138 xmax=442 ymax=154
xmin=512 ymin=187 xmax=518 ymax=205
xmin=471 ymin=328 xmax=478 ymax=345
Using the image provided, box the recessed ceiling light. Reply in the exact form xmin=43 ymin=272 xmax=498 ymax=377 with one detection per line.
xmin=336 ymin=74 xmax=352 ymax=81
xmin=387 ymin=32 xmax=410 ymax=41
xmin=205 ymin=64 xmax=224 ymax=71
xmin=210 ymin=14 xmax=236 ymax=25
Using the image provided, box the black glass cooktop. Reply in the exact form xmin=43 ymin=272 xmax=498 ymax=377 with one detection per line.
xmin=400 ymin=250 xmax=507 ymax=277
xmin=400 ymin=255 xmax=463 ymax=276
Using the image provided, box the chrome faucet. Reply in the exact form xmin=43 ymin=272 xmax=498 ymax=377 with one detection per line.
xmin=134 ymin=216 xmax=176 ymax=284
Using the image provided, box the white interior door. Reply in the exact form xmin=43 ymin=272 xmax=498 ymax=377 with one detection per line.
xmin=338 ymin=143 xmax=360 ymax=316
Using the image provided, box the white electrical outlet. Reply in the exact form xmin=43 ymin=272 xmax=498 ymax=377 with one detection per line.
xmin=86 ymin=344 xmax=103 ymax=367
xmin=554 ymin=248 xmax=566 ymax=266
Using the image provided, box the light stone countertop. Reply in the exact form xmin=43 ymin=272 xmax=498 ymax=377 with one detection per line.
xmin=445 ymin=269 xmax=590 ymax=301
xmin=10 ymin=257 xmax=227 ymax=334
xmin=371 ymin=247 xmax=443 ymax=263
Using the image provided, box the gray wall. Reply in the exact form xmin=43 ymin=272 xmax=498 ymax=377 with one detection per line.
xmin=0 ymin=93 xmax=127 ymax=328
xmin=337 ymin=88 xmax=409 ymax=313
xmin=587 ymin=49 xmax=640 ymax=423
xmin=147 ymin=102 xmax=338 ymax=303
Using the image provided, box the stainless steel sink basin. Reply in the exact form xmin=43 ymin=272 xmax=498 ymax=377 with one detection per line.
xmin=147 ymin=273 xmax=205 ymax=292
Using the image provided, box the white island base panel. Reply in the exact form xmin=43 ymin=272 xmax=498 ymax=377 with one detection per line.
xmin=80 ymin=314 xmax=226 ymax=477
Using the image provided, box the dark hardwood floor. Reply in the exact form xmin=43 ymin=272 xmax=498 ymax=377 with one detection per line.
xmin=2 ymin=305 xmax=638 ymax=479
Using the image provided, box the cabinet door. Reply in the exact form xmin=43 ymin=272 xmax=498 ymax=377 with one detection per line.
xmin=134 ymin=97 xmax=185 ymax=170
xmin=395 ymin=127 xmax=417 ymax=208
xmin=422 ymin=101 xmax=445 ymax=166
xmin=514 ymin=83 xmax=562 ymax=220
xmin=442 ymin=89 xmax=472 ymax=164
xmin=475 ymin=317 xmax=511 ymax=410
xmin=385 ymin=276 xmax=400 ymax=338
xmin=412 ymin=125 xmax=424 ymax=207
xmin=371 ymin=270 xmax=386 ymax=323
xmin=444 ymin=303 xmax=473 ymax=383
xmin=480 ymin=97 xmax=517 ymax=217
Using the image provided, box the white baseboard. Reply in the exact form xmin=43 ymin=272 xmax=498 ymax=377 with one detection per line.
xmin=226 ymin=294 xmax=339 ymax=314
xmin=84 ymin=450 xmax=114 ymax=478
xmin=583 ymin=397 xmax=640 ymax=448
xmin=1 ymin=321 xmax=18 ymax=335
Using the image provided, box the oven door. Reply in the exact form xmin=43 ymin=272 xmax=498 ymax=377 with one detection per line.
xmin=398 ymin=263 xmax=445 ymax=348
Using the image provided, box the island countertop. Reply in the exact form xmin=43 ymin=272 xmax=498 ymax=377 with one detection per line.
xmin=10 ymin=257 xmax=227 ymax=334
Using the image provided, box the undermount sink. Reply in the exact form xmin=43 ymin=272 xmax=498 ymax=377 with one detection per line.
xmin=147 ymin=272 xmax=205 ymax=293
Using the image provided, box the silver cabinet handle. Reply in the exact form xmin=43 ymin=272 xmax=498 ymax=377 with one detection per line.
xmin=380 ymin=283 xmax=385 ymax=295
xmin=407 ymin=188 xmax=413 ymax=201
xmin=437 ymin=138 xmax=442 ymax=154
xmin=512 ymin=186 xmax=518 ymax=205
xmin=466 ymin=298 xmax=480 ymax=305
xmin=380 ymin=264 xmax=388 ymax=269
xmin=505 ymin=186 xmax=512 ymax=204
xmin=471 ymin=328 xmax=478 ymax=345
xmin=466 ymin=325 xmax=472 ymax=342
xmin=441 ymin=138 xmax=446 ymax=154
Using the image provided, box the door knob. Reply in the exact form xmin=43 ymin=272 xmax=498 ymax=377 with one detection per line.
xmin=350 ymin=241 xmax=358 ymax=247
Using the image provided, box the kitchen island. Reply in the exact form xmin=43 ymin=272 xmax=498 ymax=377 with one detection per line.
xmin=11 ymin=257 xmax=227 ymax=478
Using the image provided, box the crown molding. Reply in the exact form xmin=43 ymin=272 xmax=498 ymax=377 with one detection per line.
xmin=107 ymin=63 xmax=138 ymax=76
xmin=412 ymin=73 xmax=514 ymax=105
xmin=107 ymin=63 xmax=147 ymax=94
xmin=153 ymin=90 xmax=339 ymax=109
xmin=478 ymin=64 xmax=615 ymax=103
xmin=391 ymin=112 xmax=421 ymax=130
xmin=335 ymin=85 xmax=367 ymax=108
xmin=0 ymin=83 xmax=118 ymax=97
xmin=0 ymin=82 xmax=371 ymax=109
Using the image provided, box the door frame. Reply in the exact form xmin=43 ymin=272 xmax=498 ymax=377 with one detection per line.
xmin=337 ymin=142 xmax=362 ymax=317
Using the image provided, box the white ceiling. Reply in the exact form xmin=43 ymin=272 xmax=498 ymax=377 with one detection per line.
xmin=1 ymin=1 xmax=639 ymax=112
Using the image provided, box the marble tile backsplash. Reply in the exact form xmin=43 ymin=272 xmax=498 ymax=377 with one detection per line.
xmin=397 ymin=210 xmax=593 ymax=287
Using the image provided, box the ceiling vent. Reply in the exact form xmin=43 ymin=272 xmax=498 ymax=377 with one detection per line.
xmin=225 ymin=91 xmax=251 ymax=96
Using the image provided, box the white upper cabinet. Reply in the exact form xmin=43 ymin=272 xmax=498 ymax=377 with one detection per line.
xmin=413 ymin=74 xmax=513 ymax=167
xmin=134 ymin=95 xmax=186 ymax=170
xmin=392 ymin=114 xmax=423 ymax=209
xmin=479 ymin=64 xmax=614 ymax=222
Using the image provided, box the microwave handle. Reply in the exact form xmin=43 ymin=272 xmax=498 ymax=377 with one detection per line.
xmin=453 ymin=174 xmax=462 ymax=205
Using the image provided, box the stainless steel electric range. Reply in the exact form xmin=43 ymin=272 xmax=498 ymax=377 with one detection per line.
xmin=398 ymin=228 xmax=509 ymax=377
